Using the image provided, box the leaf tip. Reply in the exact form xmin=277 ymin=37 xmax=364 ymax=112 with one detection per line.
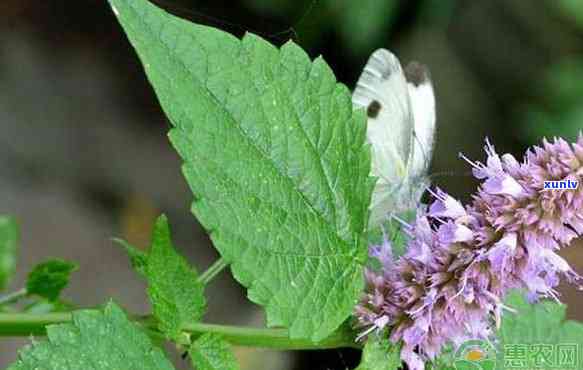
xmin=154 ymin=214 xmax=170 ymax=229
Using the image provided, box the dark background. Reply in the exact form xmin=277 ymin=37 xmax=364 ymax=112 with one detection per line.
xmin=1 ymin=0 xmax=582 ymax=369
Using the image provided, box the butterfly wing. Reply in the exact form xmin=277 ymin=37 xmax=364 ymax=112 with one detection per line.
xmin=352 ymin=49 xmax=416 ymax=227
xmin=405 ymin=62 xmax=436 ymax=180
xmin=353 ymin=49 xmax=414 ymax=182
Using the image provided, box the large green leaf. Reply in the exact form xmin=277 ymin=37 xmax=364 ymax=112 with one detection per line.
xmin=110 ymin=0 xmax=373 ymax=341
xmin=190 ymin=333 xmax=240 ymax=370
xmin=7 ymin=302 xmax=176 ymax=370
xmin=431 ymin=293 xmax=583 ymax=370
xmin=145 ymin=215 xmax=206 ymax=340
xmin=0 ymin=216 xmax=18 ymax=290
xmin=498 ymin=292 xmax=583 ymax=369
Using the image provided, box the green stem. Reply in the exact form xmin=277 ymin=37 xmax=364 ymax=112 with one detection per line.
xmin=0 ymin=312 xmax=71 ymax=336
xmin=0 ymin=312 xmax=359 ymax=350
xmin=181 ymin=322 xmax=359 ymax=350
xmin=0 ymin=288 xmax=27 ymax=307
xmin=198 ymin=258 xmax=228 ymax=285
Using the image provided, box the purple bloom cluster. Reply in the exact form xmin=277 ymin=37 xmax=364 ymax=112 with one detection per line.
xmin=354 ymin=136 xmax=583 ymax=370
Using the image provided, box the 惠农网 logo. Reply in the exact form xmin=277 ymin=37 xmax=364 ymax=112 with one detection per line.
xmin=452 ymin=340 xmax=580 ymax=370
xmin=454 ymin=339 xmax=498 ymax=370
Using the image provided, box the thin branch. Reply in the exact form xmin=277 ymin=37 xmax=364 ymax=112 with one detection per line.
xmin=0 ymin=289 xmax=27 ymax=307
xmin=198 ymin=258 xmax=228 ymax=285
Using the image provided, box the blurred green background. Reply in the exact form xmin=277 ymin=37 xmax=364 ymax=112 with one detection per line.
xmin=0 ymin=0 xmax=582 ymax=369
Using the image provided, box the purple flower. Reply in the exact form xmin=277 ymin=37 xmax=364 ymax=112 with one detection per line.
xmin=354 ymin=135 xmax=583 ymax=370
xmin=437 ymin=221 xmax=474 ymax=244
xmin=428 ymin=187 xmax=467 ymax=219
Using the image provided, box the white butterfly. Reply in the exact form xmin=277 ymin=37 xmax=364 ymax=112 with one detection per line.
xmin=352 ymin=49 xmax=436 ymax=228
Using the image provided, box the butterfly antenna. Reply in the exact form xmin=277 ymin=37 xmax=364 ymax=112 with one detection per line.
xmin=149 ymin=0 xmax=256 ymax=34
xmin=149 ymin=0 xmax=312 ymax=44
xmin=412 ymin=129 xmax=431 ymax=171
xmin=267 ymin=0 xmax=318 ymax=43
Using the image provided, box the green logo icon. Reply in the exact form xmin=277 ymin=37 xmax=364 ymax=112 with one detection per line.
xmin=453 ymin=339 xmax=498 ymax=370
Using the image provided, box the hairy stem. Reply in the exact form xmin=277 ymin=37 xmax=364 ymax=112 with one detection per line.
xmin=198 ymin=257 xmax=228 ymax=285
xmin=0 ymin=312 xmax=359 ymax=350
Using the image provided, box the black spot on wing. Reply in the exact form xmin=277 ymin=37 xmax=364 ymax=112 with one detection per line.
xmin=405 ymin=61 xmax=430 ymax=87
xmin=367 ymin=100 xmax=382 ymax=118
xmin=381 ymin=68 xmax=393 ymax=79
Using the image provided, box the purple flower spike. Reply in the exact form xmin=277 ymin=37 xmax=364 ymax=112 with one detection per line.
xmin=354 ymin=135 xmax=583 ymax=370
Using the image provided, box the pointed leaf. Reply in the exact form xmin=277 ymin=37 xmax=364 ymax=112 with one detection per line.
xmin=110 ymin=0 xmax=374 ymax=341
xmin=26 ymin=259 xmax=78 ymax=301
xmin=146 ymin=215 xmax=206 ymax=340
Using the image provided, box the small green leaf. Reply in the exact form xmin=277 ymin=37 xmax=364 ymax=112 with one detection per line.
xmin=356 ymin=337 xmax=402 ymax=370
xmin=0 ymin=216 xmax=19 ymax=290
xmin=26 ymin=259 xmax=78 ymax=301
xmin=112 ymin=237 xmax=148 ymax=277
xmin=146 ymin=215 xmax=206 ymax=340
xmin=110 ymin=0 xmax=373 ymax=341
xmin=7 ymin=302 xmax=176 ymax=370
xmin=190 ymin=333 xmax=240 ymax=370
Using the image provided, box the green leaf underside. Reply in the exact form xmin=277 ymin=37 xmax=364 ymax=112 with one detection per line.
xmin=7 ymin=303 xmax=176 ymax=370
xmin=190 ymin=333 xmax=240 ymax=370
xmin=356 ymin=336 xmax=402 ymax=370
xmin=110 ymin=0 xmax=374 ymax=341
xmin=0 ymin=216 xmax=19 ymax=290
xmin=146 ymin=215 xmax=206 ymax=340
xmin=498 ymin=292 xmax=583 ymax=369
xmin=26 ymin=259 xmax=78 ymax=301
